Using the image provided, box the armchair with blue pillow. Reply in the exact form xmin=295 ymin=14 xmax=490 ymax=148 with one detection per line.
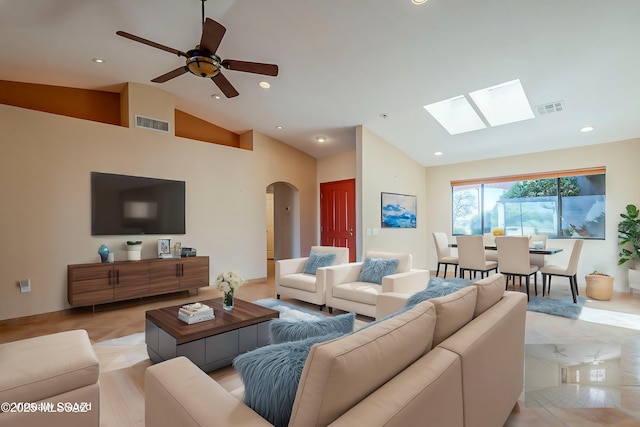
xmin=276 ymin=246 xmax=349 ymax=309
xmin=325 ymin=250 xmax=429 ymax=318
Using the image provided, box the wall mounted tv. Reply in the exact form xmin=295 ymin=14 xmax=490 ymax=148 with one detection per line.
xmin=91 ymin=172 xmax=185 ymax=236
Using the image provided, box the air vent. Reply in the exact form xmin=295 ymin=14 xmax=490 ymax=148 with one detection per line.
xmin=135 ymin=114 xmax=170 ymax=133
xmin=536 ymin=100 xmax=564 ymax=116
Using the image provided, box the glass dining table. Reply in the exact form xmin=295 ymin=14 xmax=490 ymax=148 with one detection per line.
xmin=448 ymin=243 xmax=563 ymax=255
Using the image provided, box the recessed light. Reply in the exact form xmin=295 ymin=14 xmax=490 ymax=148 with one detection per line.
xmin=92 ymin=58 xmax=105 ymax=63
xmin=434 ymin=151 xmax=443 ymax=156
xmin=315 ymin=136 xmax=327 ymax=143
xmin=412 ymin=0 xmax=428 ymax=4
xmin=258 ymin=81 xmax=271 ymax=89
xmin=580 ymin=126 xmax=595 ymax=133
xmin=211 ymin=94 xmax=221 ymax=100
xmin=276 ymin=125 xmax=283 ymax=130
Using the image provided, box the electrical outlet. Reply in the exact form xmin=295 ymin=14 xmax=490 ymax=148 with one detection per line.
xmin=19 ymin=279 xmax=30 ymax=293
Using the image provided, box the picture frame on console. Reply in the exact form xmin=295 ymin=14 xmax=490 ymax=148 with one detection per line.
xmin=158 ymin=239 xmax=171 ymax=258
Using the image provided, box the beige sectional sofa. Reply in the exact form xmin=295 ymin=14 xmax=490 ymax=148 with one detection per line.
xmin=145 ymin=273 xmax=526 ymax=427
xmin=0 ymin=329 xmax=100 ymax=427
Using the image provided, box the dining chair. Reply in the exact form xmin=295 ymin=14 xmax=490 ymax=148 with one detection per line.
xmin=483 ymin=233 xmax=498 ymax=262
xmin=496 ymin=236 xmax=539 ymax=301
xmin=432 ymin=232 xmax=459 ymax=278
xmin=539 ymin=239 xmax=584 ymax=303
xmin=456 ymin=235 xmax=498 ymax=279
xmin=528 ymin=234 xmax=548 ymax=269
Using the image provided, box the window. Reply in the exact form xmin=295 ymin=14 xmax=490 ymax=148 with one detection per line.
xmin=590 ymin=368 xmax=606 ymax=382
xmin=451 ymin=168 xmax=606 ymax=239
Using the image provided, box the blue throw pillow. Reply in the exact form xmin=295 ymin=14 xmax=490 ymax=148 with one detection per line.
xmin=405 ymin=277 xmax=473 ymax=308
xmin=233 ymin=332 xmax=344 ymax=427
xmin=269 ymin=312 xmax=356 ymax=344
xmin=357 ymin=257 xmax=399 ymax=284
xmin=302 ymin=252 xmax=336 ymax=275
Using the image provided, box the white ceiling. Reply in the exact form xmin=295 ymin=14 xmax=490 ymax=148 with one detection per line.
xmin=1 ymin=0 xmax=639 ymax=166
xmin=526 ymin=343 xmax=620 ymax=367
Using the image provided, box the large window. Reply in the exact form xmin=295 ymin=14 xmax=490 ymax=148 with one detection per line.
xmin=452 ymin=168 xmax=606 ymax=239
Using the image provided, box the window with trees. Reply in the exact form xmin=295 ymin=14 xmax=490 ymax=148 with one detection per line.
xmin=451 ymin=167 xmax=605 ymax=239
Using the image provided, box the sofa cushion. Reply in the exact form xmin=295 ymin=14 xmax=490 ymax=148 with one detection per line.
xmin=310 ymin=246 xmax=349 ymax=265
xmin=333 ymin=282 xmax=381 ymax=305
xmin=269 ymin=312 xmax=356 ymax=344
xmin=278 ymin=273 xmax=318 ymax=292
xmin=357 ymin=257 xmax=399 ymax=284
xmin=289 ymin=300 xmax=437 ymax=427
xmin=233 ymin=332 xmax=344 ymax=427
xmin=405 ymin=277 xmax=473 ymax=308
xmin=0 ymin=330 xmax=99 ymax=404
xmin=366 ymin=251 xmax=412 ymax=273
xmin=473 ymin=273 xmax=506 ymax=317
xmin=429 ymin=286 xmax=478 ymax=346
xmin=303 ymin=252 xmax=336 ymax=275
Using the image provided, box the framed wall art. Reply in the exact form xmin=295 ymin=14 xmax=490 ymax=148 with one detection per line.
xmin=381 ymin=192 xmax=417 ymax=228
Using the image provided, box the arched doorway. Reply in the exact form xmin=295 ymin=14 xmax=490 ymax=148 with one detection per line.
xmin=266 ymin=182 xmax=300 ymax=261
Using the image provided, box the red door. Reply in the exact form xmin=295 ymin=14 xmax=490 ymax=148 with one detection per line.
xmin=320 ymin=179 xmax=356 ymax=262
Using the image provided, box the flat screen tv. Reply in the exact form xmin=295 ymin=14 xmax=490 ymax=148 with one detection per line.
xmin=91 ymin=172 xmax=185 ymax=235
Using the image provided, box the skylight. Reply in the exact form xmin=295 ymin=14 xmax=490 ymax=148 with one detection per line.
xmin=423 ymin=95 xmax=486 ymax=135
xmin=423 ymin=79 xmax=534 ymax=135
xmin=468 ymin=79 xmax=534 ymax=127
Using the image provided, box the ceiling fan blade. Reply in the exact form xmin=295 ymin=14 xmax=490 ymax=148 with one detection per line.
xmin=222 ymin=60 xmax=278 ymax=76
xmin=116 ymin=31 xmax=188 ymax=58
xmin=151 ymin=67 xmax=188 ymax=83
xmin=212 ymin=73 xmax=239 ymax=98
xmin=199 ymin=18 xmax=226 ymax=54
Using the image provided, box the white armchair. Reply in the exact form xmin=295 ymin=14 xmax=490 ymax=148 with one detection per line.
xmin=325 ymin=251 xmax=429 ymax=318
xmin=276 ymin=246 xmax=349 ymax=309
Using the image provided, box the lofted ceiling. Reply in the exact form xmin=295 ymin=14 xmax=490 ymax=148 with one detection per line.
xmin=1 ymin=0 xmax=639 ymax=166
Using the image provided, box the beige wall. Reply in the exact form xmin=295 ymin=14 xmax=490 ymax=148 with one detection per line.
xmin=0 ymin=104 xmax=316 ymax=321
xmin=357 ymin=126 xmax=428 ymax=267
xmin=424 ymin=138 xmax=640 ymax=290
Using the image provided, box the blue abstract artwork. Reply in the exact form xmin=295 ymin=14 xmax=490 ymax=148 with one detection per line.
xmin=381 ymin=192 xmax=417 ymax=228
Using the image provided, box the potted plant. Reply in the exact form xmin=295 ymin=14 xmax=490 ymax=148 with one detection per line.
xmin=126 ymin=240 xmax=143 ymax=261
xmin=618 ymin=204 xmax=640 ymax=292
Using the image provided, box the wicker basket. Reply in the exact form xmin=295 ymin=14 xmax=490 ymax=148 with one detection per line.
xmin=585 ymin=273 xmax=614 ymax=300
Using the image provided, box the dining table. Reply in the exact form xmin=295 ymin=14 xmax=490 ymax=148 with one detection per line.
xmin=448 ymin=243 xmax=563 ymax=255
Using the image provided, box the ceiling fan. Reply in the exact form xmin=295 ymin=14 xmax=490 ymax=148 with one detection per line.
xmin=116 ymin=0 xmax=278 ymax=98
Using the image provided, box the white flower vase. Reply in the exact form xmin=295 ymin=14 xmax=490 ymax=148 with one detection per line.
xmin=127 ymin=244 xmax=142 ymax=261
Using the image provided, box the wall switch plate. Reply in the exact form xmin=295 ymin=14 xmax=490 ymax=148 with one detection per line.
xmin=19 ymin=279 xmax=30 ymax=293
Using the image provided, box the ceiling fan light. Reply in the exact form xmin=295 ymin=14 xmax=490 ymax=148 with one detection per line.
xmin=186 ymin=51 xmax=220 ymax=78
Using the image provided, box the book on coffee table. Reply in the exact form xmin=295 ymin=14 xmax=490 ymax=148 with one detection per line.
xmin=178 ymin=303 xmax=214 ymax=324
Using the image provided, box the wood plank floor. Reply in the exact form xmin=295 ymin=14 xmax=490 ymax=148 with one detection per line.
xmin=1 ymin=263 xmax=640 ymax=426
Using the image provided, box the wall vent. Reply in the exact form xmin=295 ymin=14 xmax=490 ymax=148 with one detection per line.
xmin=135 ymin=114 xmax=170 ymax=133
xmin=536 ymin=100 xmax=565 ymax=116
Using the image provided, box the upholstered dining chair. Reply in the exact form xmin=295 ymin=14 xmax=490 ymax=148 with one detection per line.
xmin=528 ymin=234 xmax=548 ymax=269
xmin=456 ymin=235 xmax=498 ymax=279
xmin=540 ymin=239 xmax=584 ymax=303
xmin=432 ymin=232 xmax=458 ymax=278
xmin=496 ymin=236 xmax=539 ymax=301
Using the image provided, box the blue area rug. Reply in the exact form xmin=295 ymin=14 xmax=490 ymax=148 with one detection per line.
xmin=253 ymin=298 xmax=326 ymax=321
xmin=527 ymin=296 xmax=586 ymax=319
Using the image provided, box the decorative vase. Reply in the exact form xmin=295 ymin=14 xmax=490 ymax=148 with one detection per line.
xmin=98 ymin=244 xmax=110 ymax=263
xmin=126 ymin=244 xmax=142 ymax=261
xmin=223 ymin=291 xmax=234 ymax=311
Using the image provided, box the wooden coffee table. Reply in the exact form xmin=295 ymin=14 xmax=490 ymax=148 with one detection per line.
xmin=145 ymin=297 xmax=279 ymax=372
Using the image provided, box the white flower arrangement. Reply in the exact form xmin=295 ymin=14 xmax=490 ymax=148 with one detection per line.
xmin=215 ymin=271 xmax=244 ymax=294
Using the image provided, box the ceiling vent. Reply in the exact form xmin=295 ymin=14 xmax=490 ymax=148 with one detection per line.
xmin=135 ymin=114 xmax=170 ymax=133
xmin=536 ymin=100 xmax=565 ymax=116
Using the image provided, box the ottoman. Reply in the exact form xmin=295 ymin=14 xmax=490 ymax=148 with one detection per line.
xmin=0 ymin=329 xmax=100 ymax=427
